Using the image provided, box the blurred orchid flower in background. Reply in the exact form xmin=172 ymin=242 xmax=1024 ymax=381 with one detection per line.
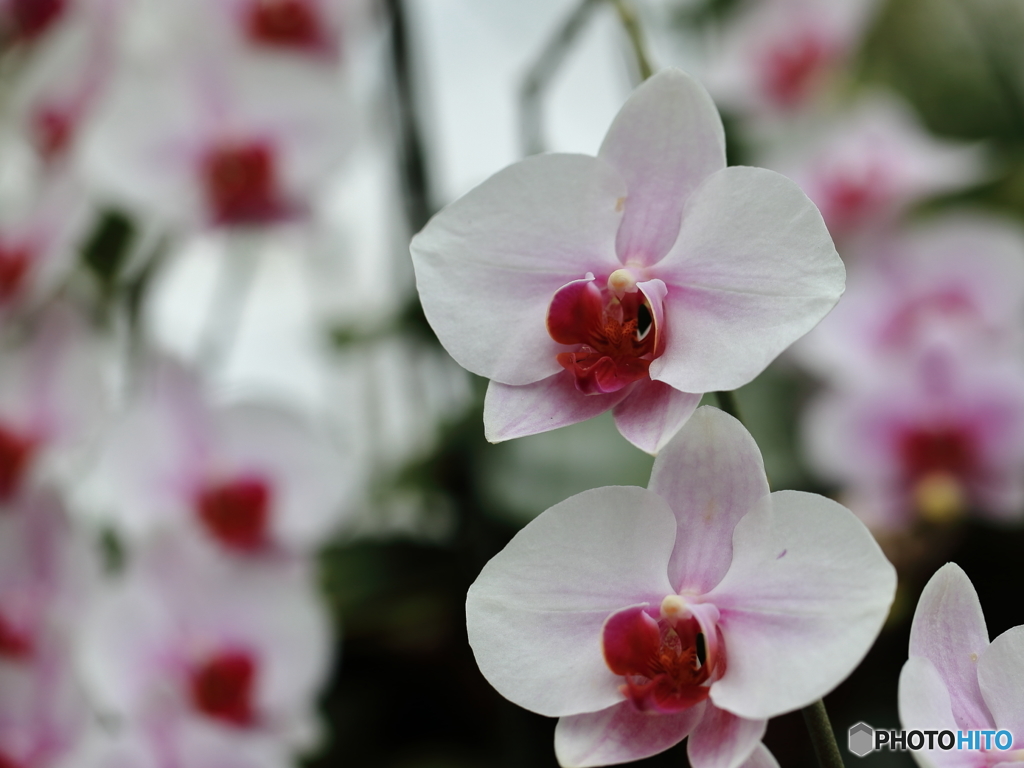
xmin=804 ymin=346 xmax=1024 ymax=531
xmin=76 ymin=358 xmax=357 ymax=556
xmin=79 ymin=536 xmax=331 ymax=750
xmin=794 ymin=214 xmax=1024 ymax=382
xmin=412 ymin=68 xmax=844 ymax=454
xmin=467 ymin=406 xmax=895 ymax=767
xmin=0 ymin=491 xmax=95 ymax=768
xmin=0 ymin=307 xmax=107 ymax=505
xmin=768 ymin=96 xmax=983 ymax=242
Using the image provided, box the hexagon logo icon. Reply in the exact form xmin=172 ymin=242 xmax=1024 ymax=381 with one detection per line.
xmin=848 ymin=722 xmax=875 ymax=757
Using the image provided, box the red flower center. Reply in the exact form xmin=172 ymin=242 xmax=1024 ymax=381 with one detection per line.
xmin=899 ymin=426 xmax=976 ymax=481
xmin=31 ymin=106 xmax=74 ymax=161
xmin=0 ymin=613 xmax=32 ymax=659
xmin=0 ymin=424 xmax=36 ymax=502
xmin=0 ymin=749 xmax=23 ymax=768
xmin=547 ymin=275 xmax=659 ymax=395
xmin=245 ymin=0 xmax=323 ymax=49
xmin=9 ymin=0 xmax=66 ymax=41
xmin=196 ymin=477 xmax=271 ymax=552
xmin=760 ymin=33 xmax=831 ymax=108
xmin=0 ymin=246 xmax=31 ymax=304
xmin=190 ymin=650 xmax=258 ymax=726
xmin=202 ymin=142 xmax=286 ymax=226
xmin=602 ymin=605 xmax=716 ymax=713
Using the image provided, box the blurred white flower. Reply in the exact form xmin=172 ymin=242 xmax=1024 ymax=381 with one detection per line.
xmin=79 ymin=535 xmax=331 ymax=749
xmin=0 ymin=306 xmax=108 ymax=504
xmin=77 ymin=358 xmax=357 ymax=555
xmin=81 ymin=50 xmax=351 ymax=231
xmin=768 ymin=96 xmax=983 ymax=241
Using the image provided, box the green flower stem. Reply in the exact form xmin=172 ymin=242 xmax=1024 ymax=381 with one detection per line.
xmin=802 ymin=699 xmax=847 ymax=768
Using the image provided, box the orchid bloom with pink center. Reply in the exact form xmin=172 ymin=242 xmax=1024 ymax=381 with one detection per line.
xmin=79 ymin=535 xmax=330 ymax=749
xmin=0 ymin=307 xmax=107 ymax=505
xmin=411 ymin=69 xmax=844 ymax=454
xmin=80 ymin=51 xmax=350 ymax=230
xmin=78 ymin=359 xmax=354 ymax=555
xmin=803 ymin=347 xmax=1024 ymax=530
xmin=794 ymin=215 xmax=1024 ymax=382
xmin=5 ymin=0 xmax=122 ymax=166
xmin=467 ymin=406 xmax=895 ymax=767
xmin=899 ymin=563 xmax=1024 ymax=768
xmin=770 ymin=97 xmax=982 ymax=241
xmin=707 ymin=0 xmax=880 ymax=115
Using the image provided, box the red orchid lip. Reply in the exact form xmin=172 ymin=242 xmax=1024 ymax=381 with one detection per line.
xmin=547 ymin=276 xmax=660 ymax=395
xmin=602 ymin=604 xmax=720 ymax=714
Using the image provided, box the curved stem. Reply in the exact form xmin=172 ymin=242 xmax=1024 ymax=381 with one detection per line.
xmin=609 ymin=0 xmax=654 ymax=80
xmin=802 ymin=698 xmax=846 ymax=768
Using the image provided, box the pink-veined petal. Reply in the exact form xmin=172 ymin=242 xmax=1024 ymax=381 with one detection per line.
xmin=705 ymin=491 xmax=895 ymax=719
xmin=554 ymin=700 xmax=705 ymax=768
xmin=466 ymin=486 xmax=677 ymax=717
xmin=739 ymin=744 xmax=780 ymax=768
xmin=899 ymin=657 xmax=979 ymax=768
xmin=686 ymin=705 xmax=766 ymax=768
xmin=483 ymin=373 xmax=630 ymax=444
xmin=411 ymin=153 xmax=624 ymax=386
xmin=648 ymin=406 xmax=769 ymax=594
xmin=599 ymin=68 xmax=725 ymax=267
xmin=978 ymin=626 xmax=1024 ymax=736
xmin=651 ymin=166 xmax=844 ymax=393
xmin=909 ymin=563 xmax=992 ymax=731
xmin=612 ymin=380 xmax=701 ymax=455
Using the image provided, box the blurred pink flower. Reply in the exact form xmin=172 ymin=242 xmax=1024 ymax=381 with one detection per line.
xmin=0 ymin=492 xmax=94 ymax=768
xmin=80 ymin=51 xmax=350 ymax=229
xmin=467 ymin=406 xmax=895 ymax=767
xmin=899 ymin=563 xmax=1024 ymax=767
xmin=803 ymin=349 xmax=1024 ymax=530
xmin=79 ymin=536 xmax=331 ymax=749
xmin=0 ymin=491 xmax=95 ymax=662
xmin=0 ymin=181 xmax=90 ymax=318
xmin=4 ymin=0 xmax=122 ymax=166
xmin=411 ymin=68 xmax=843 ymax=453
xmin=78 ymin=359 xmax=355 ymax=555
xmin=707 ymin=0 xmax=879 ymax=115
xmin=0 ymin=307 xmax=107 ymax=504
xmin=773 ymin=97 xmax=982 ymax=240
xmin=795 ymin=215 xmax=1024 ymax=382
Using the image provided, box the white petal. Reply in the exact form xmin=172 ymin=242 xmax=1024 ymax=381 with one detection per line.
xmin=706 ymin=491 xmax=895 ymax=719
xmin=909 ymin=563 xmax=992 ymax=731
xmin=651 ymin=167 xmax=844 ymax=393
xmin=555 ymin=700 xmax=704 ymax=767
xmin=649 ymin=406 xmax=769 ymax=594
xmin=411 ymin=153 xmax=624 ymax=385
xmin=466 ymin=486 xmax=677 ymax=717
xmin=599 ymin=68 xmax=725 ymax=266
xmin=978 ymin=625 xmax=1024 ymax=735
